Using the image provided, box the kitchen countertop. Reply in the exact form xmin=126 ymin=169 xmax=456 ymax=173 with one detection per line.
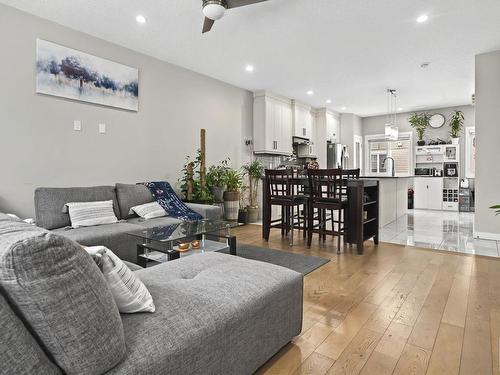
xmin=360 ymin=176 xmax=415 ymax=179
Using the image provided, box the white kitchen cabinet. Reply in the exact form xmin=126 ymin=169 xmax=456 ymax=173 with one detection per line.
xmin=414 ymin=177 xmax=443 ymax=210
xmin=253 ymin=92 xmax=293 ymax=155
xmin=326 ymin=112 xmax=339 ymax=143
xmin=292 ymin=101 xmax=312 ymax=139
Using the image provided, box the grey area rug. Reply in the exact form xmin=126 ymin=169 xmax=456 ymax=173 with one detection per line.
xmin=219 ymin=245 xmax=330 ymax=275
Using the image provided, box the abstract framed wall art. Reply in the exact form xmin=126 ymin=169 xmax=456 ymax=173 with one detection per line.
xmin=36 ymin=39 xmax=139 ymax=111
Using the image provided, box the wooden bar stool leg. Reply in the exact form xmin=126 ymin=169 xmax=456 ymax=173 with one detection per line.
xmin=307 ymin=202 xmax=313 ymax=248
xmin=289 ymin=205 xmax=294 ymax=247
xmin=337 ymin=208 xmax=341 ymax=254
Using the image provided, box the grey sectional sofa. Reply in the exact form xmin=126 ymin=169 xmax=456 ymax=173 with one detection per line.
xmin=0 ymin=213 xmax=303 ymax=375
xmin=34 ymin=183 xmax=222 ymax=262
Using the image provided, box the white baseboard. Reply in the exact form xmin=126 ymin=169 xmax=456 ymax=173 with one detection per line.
xmin=474 ymin=231 xmax=500 ymax=241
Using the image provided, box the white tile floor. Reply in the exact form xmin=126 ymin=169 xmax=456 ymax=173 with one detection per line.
xmin=379 ymin=209 xmax=500 ymax=257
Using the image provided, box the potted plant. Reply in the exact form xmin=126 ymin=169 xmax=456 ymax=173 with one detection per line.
xmin=448 ymin=110 xmax=464 ymax=144
xmin=206 ymin=159 xmax=229 ymax=202
xmin=223 ymin=168 xmax=243 ymax=221
xmin=408 ymin=112 xmax=430 ymax=146
xmin=242 ymin=160 xmax=264 ymax=223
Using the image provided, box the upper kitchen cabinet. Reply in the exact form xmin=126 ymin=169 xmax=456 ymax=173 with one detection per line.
xmin=292 ymin=101 xmax=312 ymax=139
xmin=253 ymin=91 xmax=293 ymax=155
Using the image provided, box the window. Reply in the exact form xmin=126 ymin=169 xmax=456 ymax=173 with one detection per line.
xmin=365 ymin=133 xmax=413 ymax=176
xmin=353 ymin=135 xmax=363 ymax=171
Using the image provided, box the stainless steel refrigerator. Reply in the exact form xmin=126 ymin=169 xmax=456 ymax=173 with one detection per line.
xmin=327 ymin=142 xmax=349 ymax=168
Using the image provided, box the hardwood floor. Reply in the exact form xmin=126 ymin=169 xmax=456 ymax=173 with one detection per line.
xmin=232 ymin=224 xmax=500 ymax=375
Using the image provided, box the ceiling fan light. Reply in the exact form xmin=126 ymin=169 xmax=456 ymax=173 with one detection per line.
xmin=203 ymin=2 xmax=227 ymax=20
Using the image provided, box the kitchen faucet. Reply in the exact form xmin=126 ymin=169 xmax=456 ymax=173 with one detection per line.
xmin=383 ymin=157 xmax=395 ymax=177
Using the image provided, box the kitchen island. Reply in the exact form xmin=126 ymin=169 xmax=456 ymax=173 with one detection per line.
xmin=360 ymin=176 xmax=411 ymax=227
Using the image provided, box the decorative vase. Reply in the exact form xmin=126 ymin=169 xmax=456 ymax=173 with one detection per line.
xmin=417 ymin=140 xmax=426 ymax=146
xmin=223 ymin=191 xmax=240 ymax=221
xmin=451 ymin=137 xmax=459 ymax=145
xmin=211 ymin=186 xmax=225 ymax=203
xmin=247 ymin=206 xmax=259 ymax=223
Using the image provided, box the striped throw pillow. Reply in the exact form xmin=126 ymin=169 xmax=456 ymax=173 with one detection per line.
xmin=85 ymin=246 xmax=155 ymax=313
xmin=129 ymin=202 xmax=167 ymax=220
xmin=66 ymin=200 xmax=118 ymax=228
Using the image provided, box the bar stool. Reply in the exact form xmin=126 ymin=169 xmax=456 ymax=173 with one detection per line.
xmin=307 ymin=168 xmax=347 ymax=253
xmin=263 ymin=169 xmax=308 ymax=246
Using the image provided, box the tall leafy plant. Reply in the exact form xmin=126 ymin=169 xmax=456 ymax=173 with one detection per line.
xmin=179 ymin=149 xmax=212 ymax=202
xmin=448 ymin=110 xmax=464 ymax=139
xmin=242 ymin=160 xmax=264 ymax=208
xmin=408 ymin=112 xmax=430 ymax=141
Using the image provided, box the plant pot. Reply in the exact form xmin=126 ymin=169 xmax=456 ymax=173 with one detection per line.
xmin=247 ymin=206 xmax=259 ymax=223
xmin=211 ymin=186 xmax=225 ymax=203
xmin=451 ymin=137 xmax=459 ymax=145
xmin=417 ymin=140 xmax=426 ymax=146
xmin=238 ymin=209 xmax=248 ymax=224
xmin=223 ymin=191 xmax=240 ymax=221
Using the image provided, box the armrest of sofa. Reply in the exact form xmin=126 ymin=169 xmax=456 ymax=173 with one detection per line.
xmin=186 ymin=203 xmax=222 ymax=220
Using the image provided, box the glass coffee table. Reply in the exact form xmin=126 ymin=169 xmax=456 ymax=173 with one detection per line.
xmin=127 ymin=219 xmax=243 ymax=267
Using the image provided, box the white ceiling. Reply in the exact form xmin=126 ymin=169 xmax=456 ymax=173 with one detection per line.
xmin=2 ymin=0 xmax=500 ymax=116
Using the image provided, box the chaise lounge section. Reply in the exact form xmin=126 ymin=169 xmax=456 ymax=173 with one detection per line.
xmin=0 ymin=213 xmax=303 ymax=374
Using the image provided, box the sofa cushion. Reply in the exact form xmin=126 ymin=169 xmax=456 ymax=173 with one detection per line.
xmin=34 ymin=186 xmax=121 ymax=229
xmin=53 ymin=222 xmax=142 ymax=263
xmin=106 ymin=252 xmax=303 ymax=375
xmin=66 ymin=200 xmax=119 ymax=228
xmin=116 ymin=183 xmax=154 ymax=219
xmin=0 ymin=219 xmax=126 ymax=375
xmin=186 ymin=202 xmax=222 ymax=220
xmin=85 ymin=246 xmax=155 ymax=314
xmin=0 ymin=292 xmax=61 ymax=375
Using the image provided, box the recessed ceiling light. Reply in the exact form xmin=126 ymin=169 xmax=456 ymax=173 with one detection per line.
xmin=417 ymin=14 xmax=428 ymax=23
xmin=245 ymin=65 xmax=254 ymax=72
xmin=326 ymin=99 xmax=332 ymax=104
xmin=397 ymin=107 xmax=403 ymax=111
xmin=306 ymin=90 xmax=314 ymax=96
xmin=136 ymin=15 xmax=147 ymax=24
xmin=341 ymin=106 xmax=347 ymax=111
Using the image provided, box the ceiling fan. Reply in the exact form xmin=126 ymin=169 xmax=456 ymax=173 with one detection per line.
xmin=202 ymin=0 xmax=268 ymax=33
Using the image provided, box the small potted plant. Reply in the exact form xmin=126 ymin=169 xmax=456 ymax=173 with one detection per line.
xmin=238 ymin=185 xmax=249 ymax=224
xmin=448 ymin=110 xmax=464 ymax=144
xmin=242 ymin=160 xmax=264 ymax=223
xmin=223 ymin=168 xmax=243 ymax=221
xmin=409 ymin=112 xmax=430 ymax=146
xmin=206 ymin=159 xmax=229 ymax=202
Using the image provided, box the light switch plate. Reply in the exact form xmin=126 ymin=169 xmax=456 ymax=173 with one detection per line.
xmin=73 ymin=120 xmax=82 ymax=131
xmin=98 ymin=123 xmax=106 ymax=134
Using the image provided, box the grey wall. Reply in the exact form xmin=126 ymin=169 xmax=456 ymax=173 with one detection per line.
xmin=475 ymin=50 xmax=500 ymax=237
xmin=340 ymin=113 xmax=363 ymax=169
xmin=362 ymin=105 xmax=475 ymax=177
xmin=0 ymin=4 xmax=253 ymax=218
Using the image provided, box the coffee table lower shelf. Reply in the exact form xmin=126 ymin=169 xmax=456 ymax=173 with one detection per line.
xmin=137 ymin=238 xmax=236 ymax=268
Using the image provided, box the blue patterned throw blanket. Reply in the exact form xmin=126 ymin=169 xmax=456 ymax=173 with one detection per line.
xmin=143 ymin=181 xmax=203 ymax=221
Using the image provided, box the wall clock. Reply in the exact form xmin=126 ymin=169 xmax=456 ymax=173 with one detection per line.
xmin=429 ymin=113 xmax=446 ymax=128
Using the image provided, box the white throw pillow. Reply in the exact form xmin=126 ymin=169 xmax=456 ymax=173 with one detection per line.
xmin=129 ymin=202 xmax=167 ymax=220
xmin=85 ymin=246 xmax=155 ymax=314
xmin=66 ymin=200 xmax=118 ymax=228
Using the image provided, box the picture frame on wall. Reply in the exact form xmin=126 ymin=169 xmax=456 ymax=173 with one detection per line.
xmin=35 ymin=39 xmax=139 ymax=111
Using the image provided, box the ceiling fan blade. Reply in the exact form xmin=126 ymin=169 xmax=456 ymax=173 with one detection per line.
xmin=202 ymin=17 xmax=215 ymax=33
xmin=226 ymin=0 xmax=268 ymax=9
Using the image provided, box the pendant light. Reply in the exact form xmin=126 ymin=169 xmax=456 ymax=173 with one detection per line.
xmin=385 ymin=89 xmax=399 ymax=141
